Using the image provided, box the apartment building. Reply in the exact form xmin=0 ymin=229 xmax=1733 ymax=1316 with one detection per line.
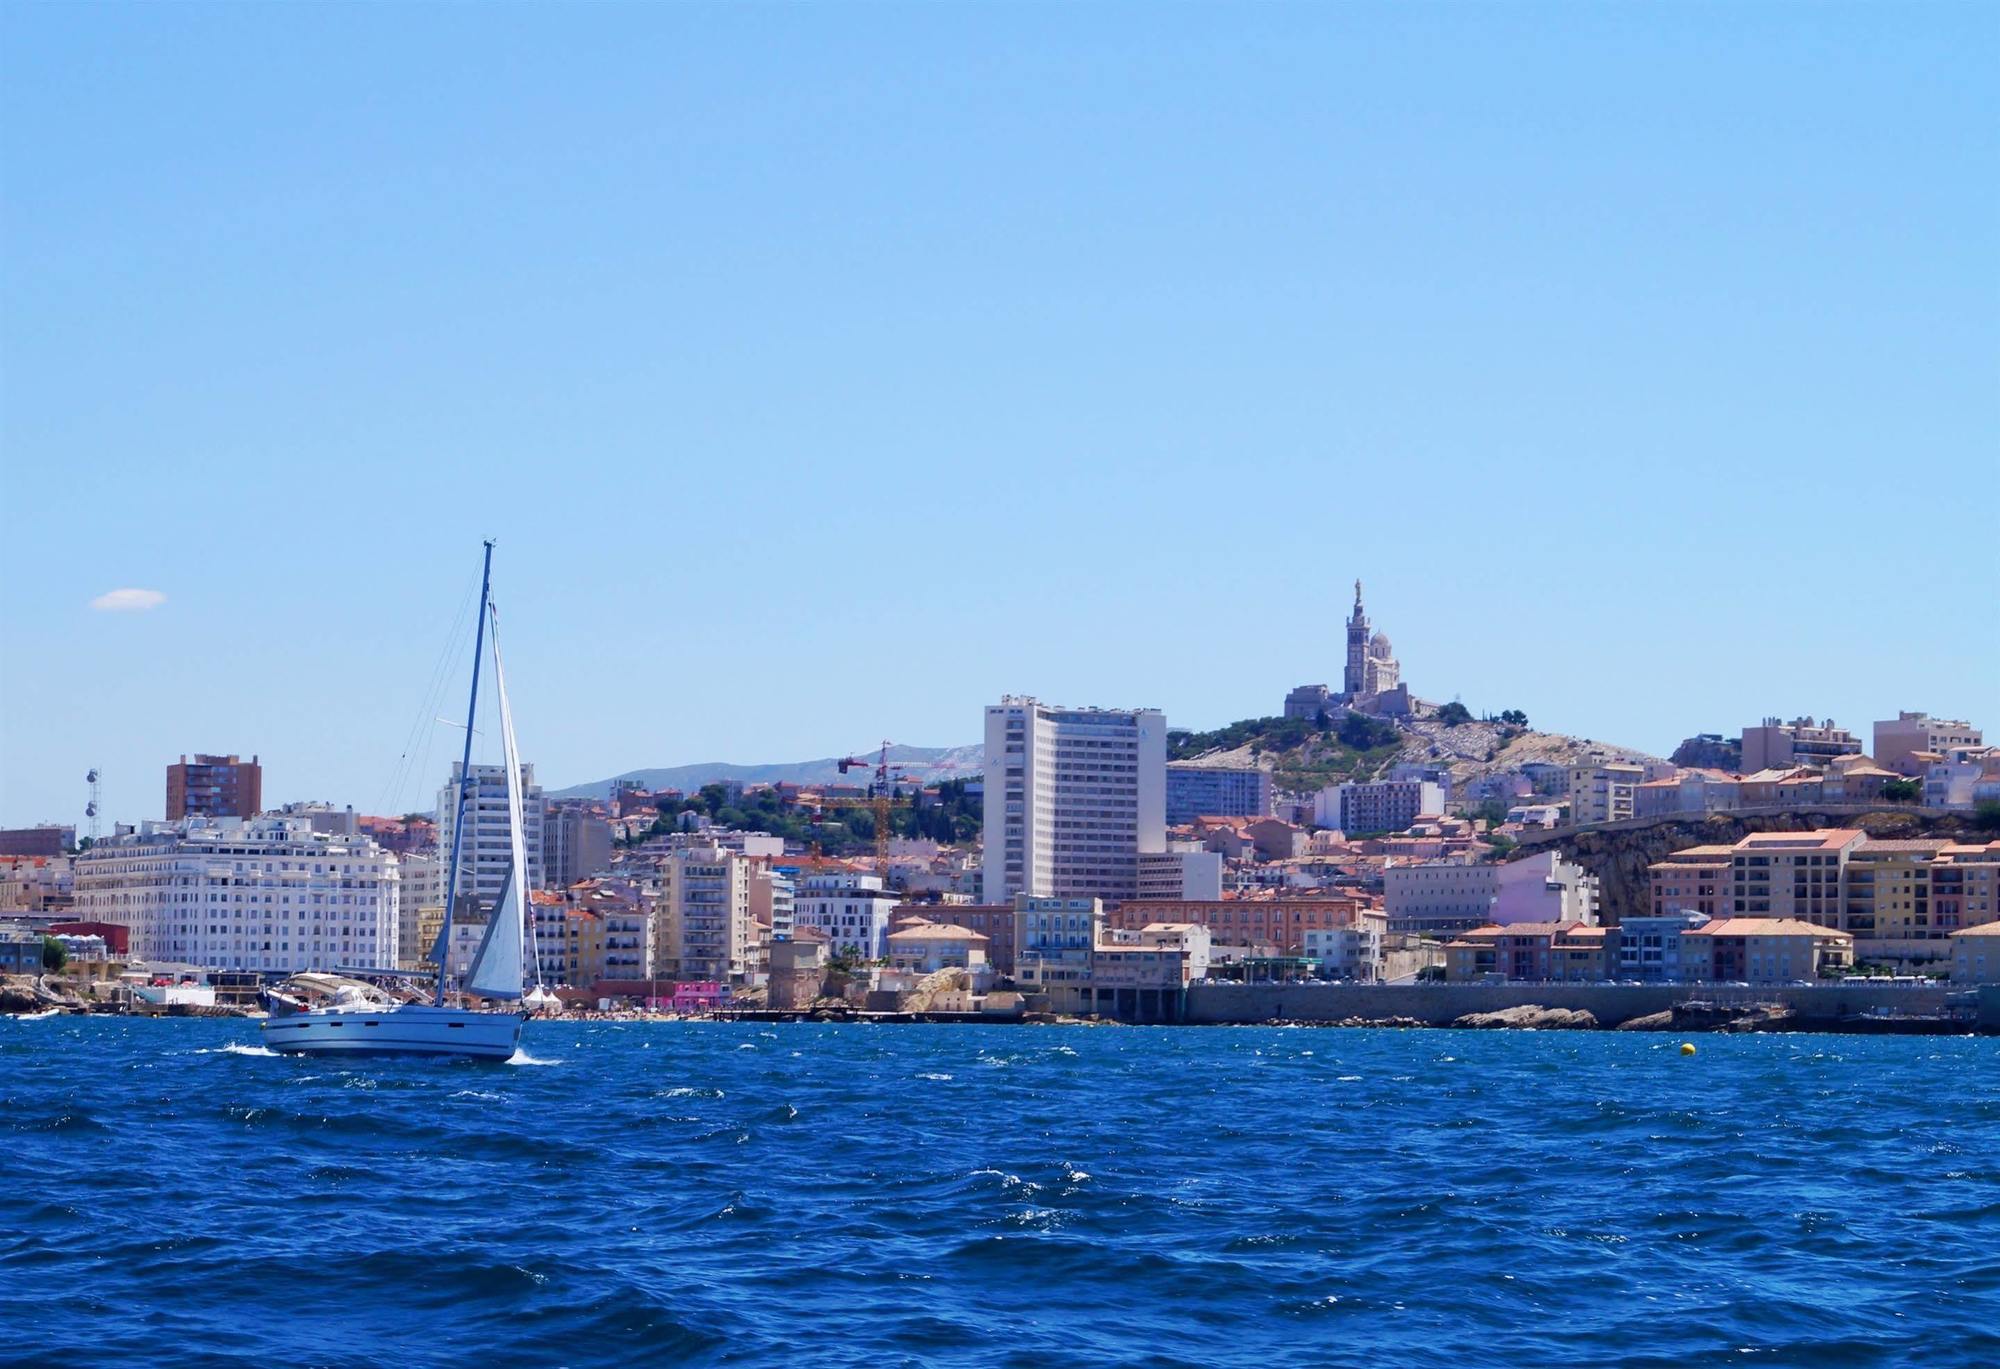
xmin=1874 ymin=712 xmax=1983 ymax=772
xmin=885 ymin=922 xmax=990 ymax=975
xmin=792 ymin=872 xmax=900 ymax=961
xmin=1930 ymin=843 xmax=2000 ymax=937
xmin=980 ymin=698 xmax=1166 ymax=904
xmin=1728 ymin=830 xmax=1863 ymax=928
xmin=1567 ymin=762 xmax=1645 ymax=826
xmin=0 ymin=825 xmax=73 ymax=858
xmin=750 ymin=868 xmax=796 ymax=941
xmin=1681 ymin=918 xmax=1853 ymax=983
xmin=436 ymin=762 xmax=545 ymax=911
xmin=71 ymin=816 xmax=398 ymax=973
xmin=1741 ymin=717 xmax=1862 ymax=772
xmin=1013 ymin=895 xmax=1101 ymax=989
xmin=1635 ymin=770 xmax=1741 ymax=819
xmin=1136 ymin=848 xmax=1225 ymax=900
xmin=889 ymin=903 xmax=1018 ymax=976
xmin=1384 ymin=852 xmax=1597 ymax=935
xmin=1165 ymin=763 xmax=1273 ymax=824
xmin=1107 ymin=897 xmax=1373 ymax=955
xmin=166 ymin=754 xmax=262 ymax=821
xmin=1444 ymin=922 xmax=1611 ymax=983
xmin=1615 ymin=910 xmax=1711 ymax=982
xmin=1949 ymin=924 xmax=2000 ymax=985
xmin=1301 ymin=915 xmax=1387 ymax=980
xmin=1647 ymin=845 xmax=1734 ymax=920
xmin=542 ymin=801 xmax=613 ymax=889
xmin=658 ymin=844 xmax=754 ymax=981
xmin=1315 ymin=779 xmax=1444 ymax=835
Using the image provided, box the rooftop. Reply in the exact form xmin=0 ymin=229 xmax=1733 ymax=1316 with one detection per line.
xmin=1683 ymin=918 xmax=1853 ymax=940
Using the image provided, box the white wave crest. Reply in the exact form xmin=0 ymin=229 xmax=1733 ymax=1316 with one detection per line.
xmin=505 ymin=1049 xmax=560 ymax=1066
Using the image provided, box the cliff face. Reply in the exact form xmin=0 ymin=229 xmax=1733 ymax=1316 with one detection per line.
xmin=1533 ymin=809 xmax=1991 ymax=923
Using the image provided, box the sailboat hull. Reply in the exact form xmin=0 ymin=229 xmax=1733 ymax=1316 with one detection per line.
xmin=260 ymin=1004 xmax=523 ymax=1060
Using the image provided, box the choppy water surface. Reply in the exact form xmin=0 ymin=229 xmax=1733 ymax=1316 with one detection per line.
xmin=3 ymin=1018 xmax=1997 ymax=1367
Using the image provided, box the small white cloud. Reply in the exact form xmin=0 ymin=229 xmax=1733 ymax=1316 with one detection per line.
xmin=89 ymin=588 xmax=167 ymax=613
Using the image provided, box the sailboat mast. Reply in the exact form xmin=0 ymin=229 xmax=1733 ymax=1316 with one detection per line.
xmin=435 ymin=539 xmax=496 ymax=1008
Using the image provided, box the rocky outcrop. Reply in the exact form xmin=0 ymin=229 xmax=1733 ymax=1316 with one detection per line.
xmin=1672 ymin=1000 xmax=1795 ymax=1033
xmin=1451 ymin=1004 xmax=1598 ymax=1030
xmin=0 ymin=982 xmax=43 ymax=1015
xmin=900 ymin=968 xmax=969 ymax=1014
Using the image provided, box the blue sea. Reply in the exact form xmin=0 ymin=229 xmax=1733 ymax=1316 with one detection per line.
xmin=3 ymin=1018 xmax=1997 ymax=1368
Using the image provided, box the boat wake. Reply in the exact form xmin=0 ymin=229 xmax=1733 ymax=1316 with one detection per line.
xmin=506 ymin=1048 xmax=560 ymax=1067
xmin=210 ymin=1043 xmax=282 ymax=1058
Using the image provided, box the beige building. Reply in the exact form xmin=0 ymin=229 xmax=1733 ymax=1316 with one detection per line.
xmin=1948 ymin=924 xmax=2000 ymax=985
xmin=1647 ymin=845 xmax=1734 ymax=921
xmin=886 ymin=921 xmax=991 ymax=975
xmin=1443 ymin=922 xmax=1611 ymax=983
xmin=1568 ymin=762 xmax=1645 ymax=826
xmin=1874 ymin=712 xmax=1983 ymax=773
xmin=1680 ymin=918 xmax=1853 ymax=983
xmin=656 ymin=843 xmax=754 ymax=982
xmin=1727 ymin=830 xmax=1864 ymax=927
xmin=1741 ymin=717 xmax=1862 ymax=773
xmin=1931 ymin=842 xmax=2000 ymax=936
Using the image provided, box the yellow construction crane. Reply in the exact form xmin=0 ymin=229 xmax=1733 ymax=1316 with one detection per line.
xmin=835 ymin=739 xmax=911 ymax=876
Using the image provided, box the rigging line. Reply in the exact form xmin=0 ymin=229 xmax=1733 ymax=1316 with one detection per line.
xmin=378 ymin=589 xmax=473 ymax=814
xmin=376 ymin=572 xmax=480 ymax=816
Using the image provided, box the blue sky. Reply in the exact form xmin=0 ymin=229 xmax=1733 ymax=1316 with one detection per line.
xmin=2 ymin=2 xmax=1994 ymax=828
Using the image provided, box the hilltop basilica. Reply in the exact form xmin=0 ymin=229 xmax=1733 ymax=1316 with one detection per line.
xmin=1283 ymin=582 xmax=1411 ymax=720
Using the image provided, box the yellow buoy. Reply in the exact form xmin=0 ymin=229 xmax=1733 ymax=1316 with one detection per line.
xmin=1680 ymin=1042 xmax=1697 ymax=1056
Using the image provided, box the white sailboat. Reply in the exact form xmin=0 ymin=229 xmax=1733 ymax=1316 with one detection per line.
xmin=262 ymin=541 xmax=540 ymax=1061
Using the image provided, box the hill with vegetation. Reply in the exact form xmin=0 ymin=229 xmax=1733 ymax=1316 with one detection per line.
xmin=1169 ymin=704 xmax=1663 ymax=796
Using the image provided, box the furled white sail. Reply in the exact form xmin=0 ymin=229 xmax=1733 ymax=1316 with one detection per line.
xmin=463 ymin=603 xmax=529 ymax=1002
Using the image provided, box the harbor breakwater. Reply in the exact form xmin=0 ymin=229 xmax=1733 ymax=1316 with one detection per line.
xmin=1186 ymin=981 xmax=2000 ymax=1030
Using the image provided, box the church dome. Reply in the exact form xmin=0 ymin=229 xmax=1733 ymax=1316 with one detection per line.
xmin=1370 ymin=631 xmax=1393 ymax=657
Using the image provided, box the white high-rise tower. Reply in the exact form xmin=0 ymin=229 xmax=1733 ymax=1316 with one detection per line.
xmin=981 ymin=697 xmax=1166 ymax=905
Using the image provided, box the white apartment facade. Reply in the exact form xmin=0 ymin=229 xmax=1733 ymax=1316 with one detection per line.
xmin=436 ymin=762 xmax=545 ymax=909
xmin=981 ymin=698 xmax=1167 ymax=905
xmin=792 ymin=873 xmax=901 ymax=960
xmin=1314 ymin=779 xmax=1444 ymax=834
xmin=72 ymin=816 xmax=399 ymax=973
xmin=1136 ymin=848 xmax=1225 ymax=900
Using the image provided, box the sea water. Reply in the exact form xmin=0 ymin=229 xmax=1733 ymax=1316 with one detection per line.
xmin=3 ymin=1017 xmax=1996 ymax=1367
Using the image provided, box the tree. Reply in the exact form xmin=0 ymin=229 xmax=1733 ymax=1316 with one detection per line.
xmin=1498 ymin=709 xmax=1529 ymax=728
xmin=1436 ymin=701 xmax=1473 ymax=727
xmin=1975 ymin=800 xmax=2000 ymax=833
xmin=1882 ymin=778 xmax=1922 ymax=804
xmin=41 ymin=937 xmax=67 ymax=973
xmin=1337 ymin=711 xmax=1397 ymax=751
xmin=1313 ymin=707 xmax=1329 ymax=730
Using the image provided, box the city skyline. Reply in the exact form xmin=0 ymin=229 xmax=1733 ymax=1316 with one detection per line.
xmin=4 ymin=3 xmax=1995 ymax=827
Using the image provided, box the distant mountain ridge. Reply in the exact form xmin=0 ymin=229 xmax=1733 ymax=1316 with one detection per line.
xmin=552 ymin=744 xmax=982 ymax=799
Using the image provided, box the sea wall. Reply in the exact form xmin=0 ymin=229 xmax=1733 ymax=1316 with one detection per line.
xmin=1185 ymin=982 xmax=1998 ymax=1028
